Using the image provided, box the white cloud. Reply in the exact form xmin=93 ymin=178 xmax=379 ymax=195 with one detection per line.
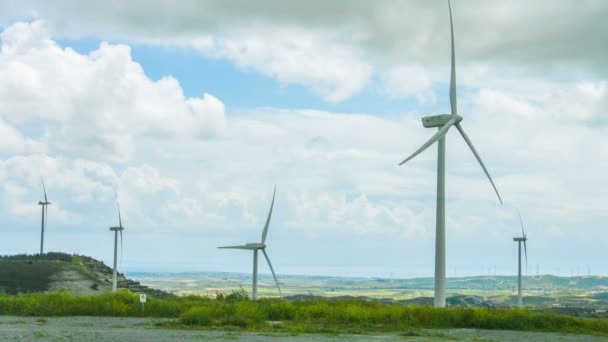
xmin=189 ymin=30 xmax=373 ymax=102
xmin=380 ymin=64 xmax=435 ymax=102
xmin=0 ymin=117 xmax=45 ymax=153
xmin=0 ymin=100 xmax=606 ymax=274
xmin=1 ymin=1 xmax=606 ymax=105
xmin=0 ymin=21 xmax=226 ymax=162
xmin=547 ymin=81 xmax=608 ymax=124
xmin=0 ymin=155 xmax=112 ymax=224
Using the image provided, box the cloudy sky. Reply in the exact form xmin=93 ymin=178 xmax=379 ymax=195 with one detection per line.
xmin=0 ymin=0 xmax=606 ymax=278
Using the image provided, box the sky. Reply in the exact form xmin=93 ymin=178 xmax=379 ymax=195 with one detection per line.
xmin=0 ymin=0 xmax=606 ymax=278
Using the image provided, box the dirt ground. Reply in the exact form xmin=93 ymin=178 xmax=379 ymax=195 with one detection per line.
xmin=0 ymin=316 xmax=603 ymax=341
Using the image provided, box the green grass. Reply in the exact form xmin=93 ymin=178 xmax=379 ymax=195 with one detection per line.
xmin=1 ymin=290 xmax=607 ymax=336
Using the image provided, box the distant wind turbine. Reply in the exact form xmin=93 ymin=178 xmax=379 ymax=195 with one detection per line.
xmin=398 ymin=0 xmax=503 ymax=308
xmin=38 ymin=180 xmax=51 ymax=254
xmin=513 ymin=211 xmax=528 ymax=308
xmin=218 ymin=187 xmax=281 ymax=300
xmin=109 ymin=201 xmax=124 ymax=293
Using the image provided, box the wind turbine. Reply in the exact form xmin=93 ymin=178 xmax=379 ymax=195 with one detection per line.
xmin=109 ymin=201 xmax=124 ymax=293
xmin=218 ymin=187 xmax=281 ymax=300
xmin=513 ymin=211 xmax=528 ymax=307
xmin=38 ymin=180 xmax=51 ymax=254
xmin=398 ymin=0 xmax=503 ymax=308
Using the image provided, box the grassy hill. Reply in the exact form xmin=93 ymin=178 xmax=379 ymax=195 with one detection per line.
xmin=0 ymin=253 xmax=171 ymax=298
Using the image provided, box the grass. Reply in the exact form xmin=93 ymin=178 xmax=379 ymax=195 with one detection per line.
xmin=0 ymin=289 xmax=607 ymax=336
xmin=32 ymin=331 xmax=48 ymax=338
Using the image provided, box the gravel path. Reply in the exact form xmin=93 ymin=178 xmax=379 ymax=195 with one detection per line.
xmin=0 ymin=316 xmax=603 ymax=341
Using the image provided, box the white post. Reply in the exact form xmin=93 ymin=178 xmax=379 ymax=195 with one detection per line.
xmin=139 ymin=294 xmax=147 ymax=314
xmin=435 ymin=134 xmax=447 ymax=308
xmin=518 ymin=241 xmax=522 ymax=307
xmin=112 ymin=230 xmax=118 ymax=293
xmin=252 ymin=250 xmax=258 ymax=300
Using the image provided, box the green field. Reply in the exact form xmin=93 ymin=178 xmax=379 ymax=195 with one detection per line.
xmin=128 ymin=271 xmax=608 ymax=314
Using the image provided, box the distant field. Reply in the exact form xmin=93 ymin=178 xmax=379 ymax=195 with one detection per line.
xmin=127 ymin=271 xmax=608 ymax=312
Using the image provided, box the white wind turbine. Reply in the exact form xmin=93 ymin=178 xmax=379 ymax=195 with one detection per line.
xmin=218 ymin=187 xmax=281 ymax=300
xmin=398 ymin=0 xmax=503 ymax=308
xmin=513 ymin=211 xmax=528 ymax=308
xmin=109 ymin=201 xmax=124 ymax=293
xmin=38 ymin=180 xmax=51 ymax=254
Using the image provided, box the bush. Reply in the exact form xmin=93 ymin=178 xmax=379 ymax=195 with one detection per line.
xmin=221 ymin=288 xmax=250 ymax=302
xmin=179 ymin=301 xmax=266 ymax=328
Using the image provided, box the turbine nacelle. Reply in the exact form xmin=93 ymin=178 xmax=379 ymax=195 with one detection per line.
xmin=110 ymin=227 xmax=124 ymax=231
xmin=513 ymin=237 xmax=527 ymax=242
xmin=38 ymin=201 xmax=51 ymax=205
xmin=422 ymin=114 xmax=462 ymax=128
xmin=217 ymin=242 xmax=266 ymax=250
xmin=246 ymin=243 xmax=266 ymax=250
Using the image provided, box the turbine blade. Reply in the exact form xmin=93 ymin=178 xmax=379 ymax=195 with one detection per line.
xmin=455 ymin=123 xmax=503 ymax=204
xmin=262 ymin=249 xmax=281 ymax=295
xmin=517 ymin=210 xmax=525 ymax=238
xmin=261 ymin=186 xmax=276 ymax=244
xmin=448 ymin=0 xmax=457 ymax=115
xmin=42 ymin=179 xmax=48 ymax=203
xmin=217 ymin=245 xmax=256 ymax=250
xmin=117 ymin=202 xmax=122 ymax=228
xmin=399 ymin=118 xmax=456 ymax=165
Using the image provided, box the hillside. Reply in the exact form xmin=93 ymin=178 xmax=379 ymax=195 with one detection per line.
xmin=0 ymin=253 xmax=171 ymax=298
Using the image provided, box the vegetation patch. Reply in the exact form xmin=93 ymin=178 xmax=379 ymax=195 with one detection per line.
xmin=0 ymin=257 xmax=65 ymax=295
xmin=1 ymin=289 xmax=607 ymax=336
xmin=32 ymin=331 xmax=49 ymax=338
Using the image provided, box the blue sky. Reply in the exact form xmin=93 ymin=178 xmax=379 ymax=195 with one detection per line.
xmin=0 ymin=1 xmax=606 ymax=279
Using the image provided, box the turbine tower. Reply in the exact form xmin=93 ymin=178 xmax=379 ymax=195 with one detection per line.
xmin=218 ymin=187 xmax=281 ymax=300
xmin=398 ymin=1 xmax=503 ymax=307
xmin=38 ymin=180 xmax=51 ymax=254
xmin=109 ymin=202 xmax=124 ymax=293
xmin=513 ymin=211 xmax=528 ymax=307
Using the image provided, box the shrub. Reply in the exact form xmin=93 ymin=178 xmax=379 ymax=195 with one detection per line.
xmin=224 ymin=288 xmax=250 ymax=302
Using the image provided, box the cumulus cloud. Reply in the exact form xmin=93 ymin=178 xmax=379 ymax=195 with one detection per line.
xmin=190 ymin=30 xmax=373 ymax=103
xmin=380 ymin=64 xmax=435 ymax=102
xmin=0 ymin=100 xmax=606 ymax=273
xmin=0 ymin=155 xmax=115 ymax=225
xmin=0 ymin=117 xmax=45 ymax=153
xmin=1 ymin=1 xmax=606 ymax=91
xmin=0 ymin=21 xmax=226 ymax=162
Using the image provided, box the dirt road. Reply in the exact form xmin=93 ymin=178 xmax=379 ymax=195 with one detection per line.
xmin=0 ymin=316 xmax=603 ymax=341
